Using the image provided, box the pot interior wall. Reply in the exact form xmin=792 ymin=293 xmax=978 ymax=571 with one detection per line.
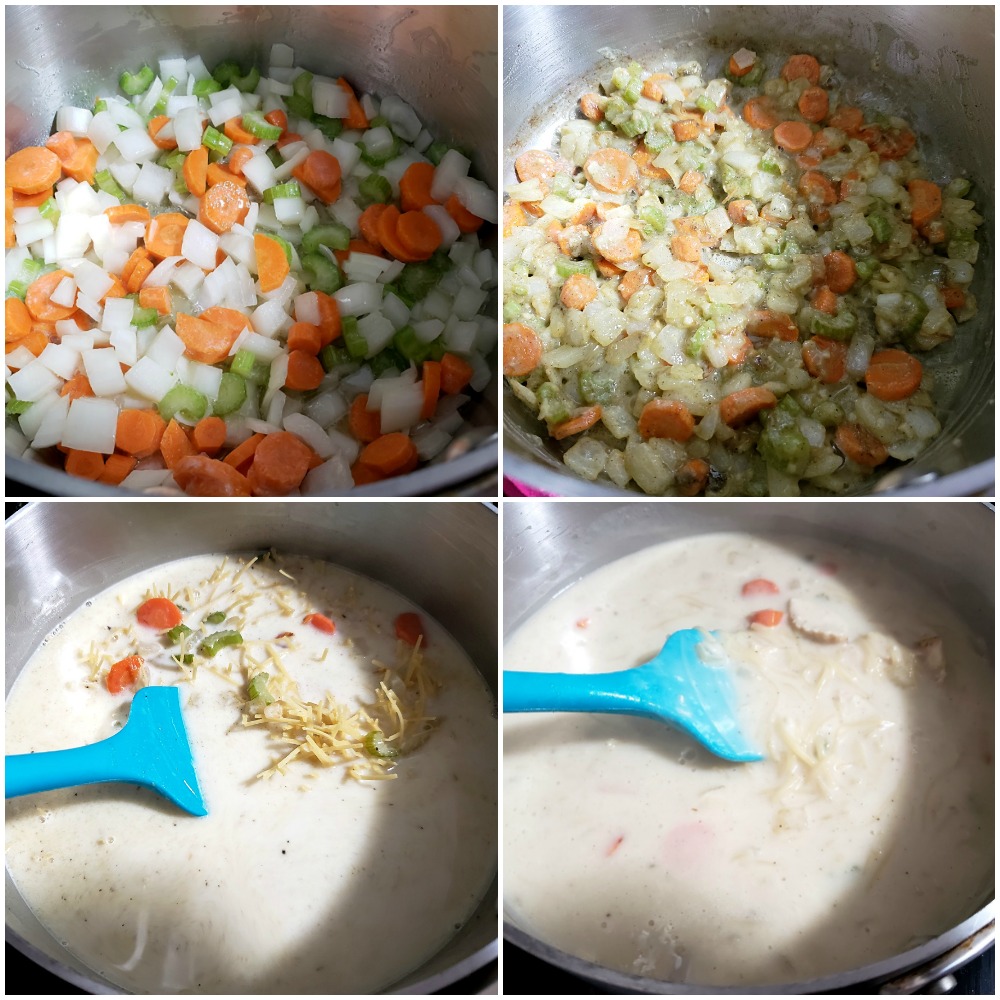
xmin=5 ymin=5 xmax=498 ymax=496
xmin=502 ymin=5 xmax=994 ymax=497
xmin=5 ymin=501 xmax=498 ymax=993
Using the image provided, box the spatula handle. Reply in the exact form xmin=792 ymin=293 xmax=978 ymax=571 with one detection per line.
xmin=503 ymin=670 xmax=646 ymax=716
xmin=5 ymin=733 xmax=132 ymax=799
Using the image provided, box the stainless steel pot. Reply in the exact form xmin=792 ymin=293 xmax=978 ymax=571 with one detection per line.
xmin=5 ymin=4 xmax=498 ymax=497
xmin=503 ymin=5 xmax=994 ymax=497
xmin=5 ymin=500 xmax=498 ymax=994
xmin=503 ymin=500 xmax=995 ymax=994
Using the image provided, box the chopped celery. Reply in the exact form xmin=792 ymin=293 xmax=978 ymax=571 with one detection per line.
xmin=357 ymin=173 xmax=392 ymax=206
xmin=809 ymin=309 xmax=857 ymax=340
xmin=763 ymin=254 xmax=791 ymax=270
xmin=424 ymin=141 xmax=449 ymax=166
xmin=119 ymin=66 xmax=154 ymax=95
xmin=617 ymin=110 xmax=651 ymax=139
xmin=342 ymin=316 xmax=367 ymax=359
xmin=320 ymin=343 xmax=353 ymax=371
xmin=537 ymin=382 xmax=571 ymax=424
xmin=161 ymin=149 xmax=187 ymax=173
xmin=6 ymin=280 xmax=28 ymax=300
xmin=284 ymin=93 xmax=314 ymax=120
xmin=393 ymin=325 xmax=433 ymax=362
xmin=311 ymin=115 xmax=343 ymax=140
xmin=132 ymin=304 xmax=159 ymax=328
xmin=686 ymin=320 xmax=716 ymax=359
xmin=302 ymin=223 xmax=351 ymax=254
xmin=363 ymin=730 xmax=399 ymax=759
xmin=812 ymin=400 xmax=844 ymax=427
xmin=855 ymin=257 xmax=878 ymax=281
xmin=38 ymin=197 xmax=60 ymax=222
xmin=758 ymin=404 xmax=811 ymax=477
xmin=503 ymin=301 xmax=522 ymax=323
xmin=269 ymin=232 xmax=294 ymax=266
xmin=248 ymin=359 xmax=272 ymax=385
xmin=192 ymin=78 xmax=222 ymax=98
xmin=212 ymin=60 xmax=243 ymax=86
xmin=202 ymin=126 xmax=233 ymax=156
xmin=695 ymin=94 xmax=717 ymax=113
xmin=867 ymin=212 xmax=891 ymax=243
xmin=370 ymin=346 xmax=407 ymax=376
xmin=205 ymin=611 xmax=226 ymax=625
xmin=232 ymin=66 xmax=260 ymax=93
xmin=896 ymin=291 xmax=929 ymax=337
xmin=166 ymin=624 xmax=192 ymax=643
xmin=638 ymin=203 xmax=667 ymax=233
xmin=213 ymin=372 xmax=247 ymax=416
xmin=579 ymin=370 xmax=616 ymax=405
xmin=5 ymin=398 xmax=32 ymax=415
xmin=301 ymin=252 xmax=342 ymax=294
xmin=230 ymin=348 xmax=256 ymax=378
xmin=555 ymin=256 xmax=595 ymax=279
xmin=292 ymin=71 xmax=313 ymax=100
xmin=725 ymin=61 xmax=765 ymax=87
xmin=759 ymin=149 xmax=783 ymax=175
xmin=93 ymin=98 xmax=108 ymax=114
xmin=199 ymin=630 xmax=243 ymax=657
xmin=241 ymin=111 xmax=282 ymax=141
xmin=94 ymin=169 xmax=126 ymax=201
xmin=360 ymin=134 xmax=401 ymax=168
xmin=151 ymin=77 xmax=178 ymax=116
xmin=158 ymin=384 xmax=208 ymax=422
xmin=262 ymin=180 xmax=302 ymax=203
xmin=398 ymin=261 xmax=442 ymax=301
xmin=643 ymin=124 xmax=673 ymax=153
xmin=247 ymin=672 xmax=274 ymax=705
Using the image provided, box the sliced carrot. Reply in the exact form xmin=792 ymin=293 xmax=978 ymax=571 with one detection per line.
xmin=64 ymin=448 xmax=106 ymax=481
xmin=333 ymin=238 xmax=384 ymax=266
xmin=823 ymin=251 xmax=857 ymax=293
xmin=834 ymin=422 xmax=889 ymax=467
xmin=145 ymin=212 xmax=190 ymax=259
xmin=396 ymin=210 xmax=442 ymax=261
xmin=6 ymin=330 xmax=50 ymax=357
xmin=444 ymin=194 xmax=484 ymax=234
xmin=285 ymin=350 xmax=325 ymax=391
xmin=11 ymin=186 xmax=54 ymax=209
xmin=593 ymin=222 xmax=642 ymax=263
xmin=942 ymin=285 xmax=966 ymax=311
xmin=227 ymin=146 xmax=255 ymax=177
xmin=865 ymin=348 xmax=923 ymax=402
xmin=191 ymin=415 xmax=228 ymax=454
xmin=125 ymin=256 xmax=154 ymax=294
xmin=348 ymin=394 xmax=382 ymax=443
xmin=583 ymin=148 xmax=638 ymax=193
xmin=719 ymin=387 xmax=778 ymax=427
xmin=811 ymin=285 xmax=838 ymax=315
xmin=394 ymin=611 xmax=428 ymax=647
xmin=797 ymin=86 xmax=829 ymax=123
xmin=145 ymin=115 xmax=178 ymax=151
xmin=136 ymin=597 xmax=183 ymax=631
xmin=672 ymin=120 xmax=701 ymax=142
xmin=678 ymin=170 xmax=703 ymax=194
xmin=254 ymin=232 xmax=290 ymax=292
xmin=5 ymin=146 xmax=61 ymax=194
xmin=138 ymin=285 xmax=172 ymax=316
xmin=97 ymin=453 xmax=137 ymax=486
xmin=727 ymin=54 xmax=754 ymax=78
xmin=356 ymin=433 xmax=419 ymax=478
xmin=560 ymin=273 xmax=598 ymax=310
xmin=25 ymin=269 xmax=76 ymax=322
xmin=781 ymin=53 xmax=821 ymax=85
xmin=749 ymin=609 xmax=784 ymax=627
xmin=222 ymin=432 xmax=264 ymax=472
xmin=159 ymin=418 xmax=196 ymax=470
xmin=580 ymin=92 xmax=604 ymax=121
xmin=107 ymin=654 xmax=143 ymax=694
xmin=376 ymin=204 xmax=421 ymax=263
xmin=503 ymin=323 xmax=543 ymax=377
xmin=247 ymin=430 xmax=314 ymax=496
xmin=727 ymin=200 xmax=755 ymax=225
xmin=264 ymin=109 xmax=288 ymax=132
xmin=799 ymin=170 xmax=836 ymax=206
xmin=105 ymin=204 xmax=151 ymax=225
xmin=5 ymin=186 xmax=14 ymax=248
xmin=675 ymin=458 xmax=710 ymax=496
xmin=801 ymin=336 xmax=847 ymax=384
xmin=746 ymin=310 xmax=798 ymax=343
xmin=638 ymin=399 xmax=695 ymax=442
xmin=199 ymin=305 xmax=252 ymax=339
xmin=223 ymin=116 xmax=259 ymax=146
xmin=121 ymin=246 xmax=152 ymax=288
xmin=59 ymin=372 xmax=94 ymax=399
xmin=618 ymin=266 xmax=654 ymax=303
xmin=351 ymin=461 xmax=385 ymax=485
xmin=303 ymin=613 xmax=335 ymax=634
xmin=594 ymin=257 xmax=625 ymax=279
xmin=286 ymin=321 xmax=323 ymax=355
xmin=198 ymin=180 xmax=250 ymax=235
xmin=205 ymin=162 xmax=247 ymax=188
xmin=514 ymin=150 xmax=560 ymax=183
xmin=336 ymin=77 xmax=369 ymax=130
xmin=174 ymin=454 xmax=252 ymax=496
xmin=399 ymin=161 xmax=438 ymax=212
xmin=742 ymin=96 xmax=779 ymax=130
xmin=174 ymin=311 xmax=242 ymax=365
xmin=291 ymin=150 xmax=342 ymax=204
xmin=358 ymin=203 xmax=388 ymax=250
xmin=420 ymin=359 xmax=441 ymax=421
xmin=116 ymin=408 xmax=166 ymax=458
xmin=550 ymin=405 xmax=602 ymax=441
xmin=828 ymin=106 xmax=864 ymax=135
xmin=5 ymin=297 xmax=31 ymax=340
xmin=183 ymin=146 xmax=209 ymax=197
xmin=440 ymin=352 xmax=474 ymax=395
xmin=860 ymin=125 xmax=916 ymax=161
xmin=671 ymin=233 xmax=702 ymax=263
xmin=773 ymin=121 xmax=814 ymax=153
xmin=907 ymin=179 xmax=942 ymax=231
xmin=313 ymin=291 xmax=342 ymax=346
xmin=742 ymin=578 xmax=780 ymax=597
xmin=276 ymin=131 xmax=303 ymax=150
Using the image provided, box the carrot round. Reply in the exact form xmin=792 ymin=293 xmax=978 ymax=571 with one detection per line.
xmin=742 ymin=96 xmax=779 ymax=130
xmin=444 ymin=194 xmax=484 ymax=234
xmin=191 ymin=415 xmax=228 ymax=454
xmin=439 ymin=352 xmax=474 ymax=395
xmin=396 ymin=210 xmax=442 ymax=260
xmin=747 ymin=310 xmax=799 ymax=342
xmin=618 ymin=266 xmax=653 ymax=303
xmin=264 ymin=109 xmax=288 ymax=133
xmin=303 ymin=613 xmax=336 ymax=634
xmin=199 ymin=306 xmax=252 ymax=340
xmin=175 ymin=312 xmax=242 ymax=364
xmin=394 ymin=611 xmax=428 ymax=647
xmin=223 ymin=116 xmax=259 ymax=146
xmin=799 ymin=170 xmax=836 ymax=206
xmin=358 ymin=203 xmax=388 ymax=250
xmin=276 ymin=131 xmax=302 ymax=150
xmin=823 ymin=251 xmax=857 ymax=293
xmin=59 ymin=372 xmax=94 ymax=399
xmin=399 ymin=161 xmax=438 ymax=212
xmin=797 ymin=86 xmax=829 ymax=123
xmin=348 ymin=394 xmax=382 ymax=443
xmin=719 ymin=387 xmax=778 ymax=427
xmin=801 ymin=336 xmax=847 ymax=384
xmin=749 ymin=609 xmax=784 ymax=627
xmin=116 ymin=408 xmax=167 ymax=458
xmin=773 ymin=121 xmax=814 ymax=153
xmin=183 ymin=146 xmax=209 ymax=197
xmin=25 ymin=270 xmax=76 ymax=322
xmin=672 ymin=120 xmax=702 ymax=142
xmin=638 ymin=399 xmax=695 ymax=442
xmin=420 ymin=359 xmax=441 ymax=421
xmin=560 ymin=273 xmax=598 ymax=310
xmin=292 ymin=150 xmax=342 ymax=204
xmin=254 ymin=232 xmax=290 ymax=292
xmin=137 ymin=597 xmax=183 ymax=630
xmin=98 ymin=453 xmax=138 ymax=486
xmin=107 ymin=654 xmax=143 ymax=694
xmin=580 ymin=92 xmax=604 ymax=121
xmin=227 ymin=146 xmax=255 ymax=177
xmin=357 ymin=433 xmax=419 ymax=477
xmin=105 ymin=203 xmax=152 ymax=225
xmin=285 ymin=350 xmax=325 ymax=391
xmin=828 ymin=106 xmax=864 ymax=135
xmin=313 ymin=291 xmax=342 ymax=346
xmin=551 ymin=405 xmax=602 ymax=440
xmin=675 ymin=458 xmax=710 ymax=496
xmin=5 ymin=297 xmax=31 ymax=340
xmin=503 ymin=323 xmax=543 ymax=378
xmin=811 ymin=285 xmax=838 ymax=315
xmin=336 ymin=77 xmax=369 ymax=130
xmin=286 ymin=321 xmax=323 ymax=356
xmin=5 ymin=146 xmax=61 ymax=194
xmin=742 ymin=578 xmax=780 ymax=596
xmin=375 ymin=204 xmax=421 ymax=263
xmin=222 ymin=432 xmax=264 ymax=472
xmin=514 ymin=150 xmax=560 ymax=183
xmin=199 ymin=180 xmax=250 ymax=235
xmin=907 ymin=179 xmax=942 ymax=231
xmin=145 ymin=213 xmax=190 ymax=259
xmin=174 ymin=454 xmax=253 ymax=496
xmin=865 ymin=349 xmax=923 ymax=402
xmin=727 ymin=53 xmax=754 ymax=78
xmin=247 ymin=431 xmax=314 ymax=495
xmin=64 ymin=449 xmax=106 ymax=481
xmin=834 ymin=422 xmax=889 ymax=468
xmin=160 ymin=418 xmax=196 ymax=470
xmin=593 ymin=222 xmax=642 ymax=263
xmin=52 ymin=136 xmax=99 ymax=183
xmin=583 ymin=148 xmax=638 ymax=193
xmin=138 ymin=285 xmax=172 ymax=316
xmin=781 ymin=53 xmax=821 ymax=85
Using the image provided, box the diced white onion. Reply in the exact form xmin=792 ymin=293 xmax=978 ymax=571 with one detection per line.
xmin=430 ymin=149 xmax=471 ymax=202
xmin=61 ymin=396 xmax=118 ymax=454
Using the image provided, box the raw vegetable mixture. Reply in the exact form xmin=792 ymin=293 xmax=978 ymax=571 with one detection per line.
xmin=5 ymin=43 xmax=498 ymax=495
xmin=502 ymin=48 xmax=982 ymax=496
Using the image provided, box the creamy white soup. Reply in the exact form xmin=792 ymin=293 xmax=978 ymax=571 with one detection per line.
xmin=503 ymin=533 xmax=993 ymax=986
xmin=7 ymin=553 xmax=497 ymax=994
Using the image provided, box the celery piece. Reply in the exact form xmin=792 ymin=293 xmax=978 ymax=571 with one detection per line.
xmin=202 ymin=126 xmax=233 ymax=156
xmin=247 ymin=672 xmax=274 ymax=705
xmin=284 ymin=94 xmax=314 ymax=121
xmin=363 ymin=730 xmax=399 ymax=759
xmin=232 ymin=66 xmax=260 ymax=94
xmin=579 ymin=370 xmax=616 ymax=406
xmin=120 ymin=66 xmax=154 ymax=96
xmin=812 ymin=400 xmax=844 ymax=427
xmin=158 ymin=384 xmax=208 ymax=423
xmin=759 ymin=149 xmax=782 ymax=175
xmin=503 ymin=301 xmax=522 ymax=323
xmin=302 ymin=223 xmax=351 ymax=254
xmin=855 ymin=257 xmax=878 ymax=281
xmin=205 ymin=611 xmax=226 ymax=625
xmin=810 ymin=309 xmax=858 ymax=341
xmin=695 ymin=94 xmax=717 ymax=113
xmin=358 ymin=173 xmax=392 ymax=206
xmin=311 ymin=114 xmax=343 ymax=140
xmin=292 ymin=71 xmax=313 ymax=100
xmin=638 ymin=203 xmax=667 ymax=233
xmin=320 ymin=343 xmax=353 ymax=371
xmin=132 ymin=305 xmax=159 ymax=328
xmin=896 ymin=291 xmax=929 ymax=337
xmin=618 ymin=110 xmax=651 ymax=139
xmin=230 ymin=349 xmax=256 ymax=379
xmin=213 ymin=372 xmax=248 ymax=416
xmin=193 ymin=78 xmax=222 ymax=98
xmin=537 ymin=382 xmax=571 ymax=424
xmin=301 ymin=252 xmax=342 ymax=295
xmin=758 ymin=406 xmax=811 ymax=477
xmin=342 ymin=316 xmax=367 ymax=359
xmin=93 ymin=98 xmax=108 ymax=114
xmin=643 ymin=124 xmax=673 ymax=153
xmin=370 ymin=346 xmax=407 ymax=376
xmin=151 ymin=77 xmax=178 ymax=116
xmin=6 ymin=280 xmax=28 ymax=300
xmin=262 ymin=180 xmax=302 ymax=203
xmin=867 ymin=212 xmax=891 ymax=243
xmin=212 ymin=60 xmax=242 ymax=86
xmin=37 ymin=197 xmax=60 ymax=223
xmin=241 ymin=111 xmax=282 ymax=141
xmin=383 ymin=280 xmax=413 ymax=309
xmin=424 ymin=141 xmax=449 ymax=166
xmin=392 ymin=325 xmax=431 ymax=362
xmin=161 ymin=149 xmax=187 ymax=173
xmin=270 ymin=232 xmax=294 ymax=266
xmin=166 ymin=624 xmax=192 ymax=644
xmin=603 ymin=95 xmax=629 ymax=127
xmin=359 ymin=135 xmax=400 ymax=169
xmin=5 ymin=397 xmax=32 ymax=415
xmin=398 ymin=262 xmax=440 ymax=302
xmin=555 ymin=256 xmax=596 ymax=279
xmin=173 ymin=654 xmax=194 ymax=666
xmin=763 ymin=254 xmax=791 ymax=271
xmin=424 ymin=337 xmax=446 ymax=362
xmin=686 ymin=320 xmax=716 ymax=359
xmin=199 ymin=630 xmax=243 ymax=657
xmin=94 ymin=169 xmax=126 ymax=201
xmin=726 ymin=61 xmax=765 ymax=87
xmin=248 ymin=359 xmax=272 ymax=385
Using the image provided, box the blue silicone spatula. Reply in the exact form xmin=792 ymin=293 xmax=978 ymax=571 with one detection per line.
xmin=503 ymin=628 xmax=763 ymax=763
xmin=5 ymin=686 xmax=208 ymax=816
